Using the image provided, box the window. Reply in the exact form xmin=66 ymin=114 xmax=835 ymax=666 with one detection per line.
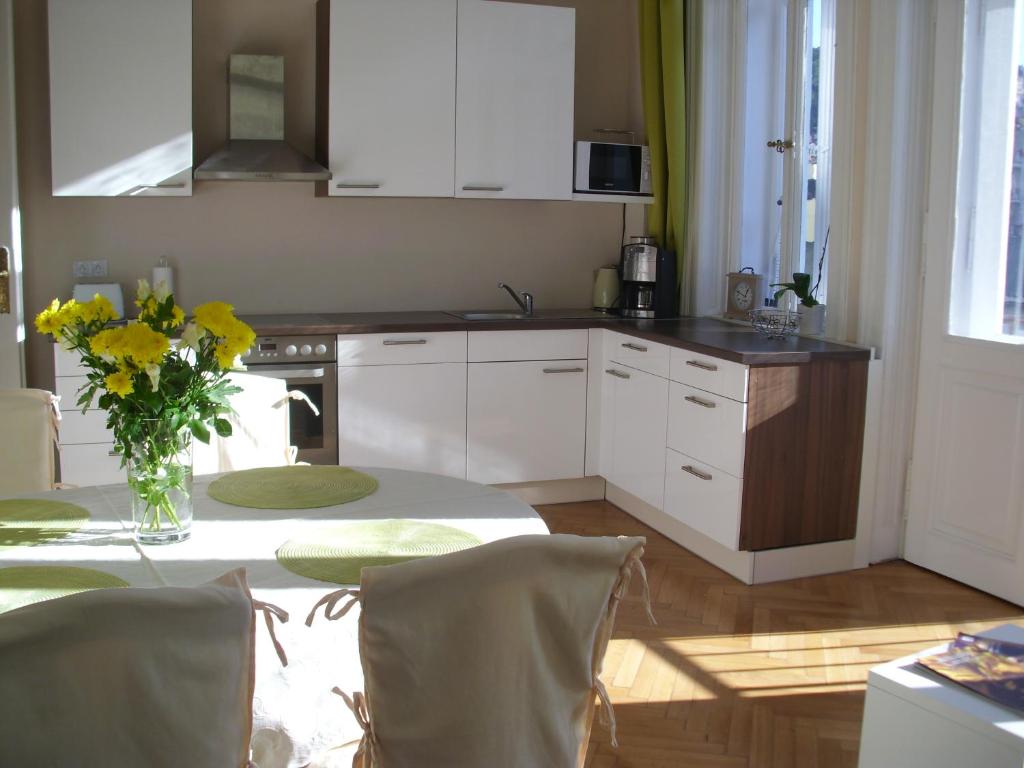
xmin=736 ymin=0 xmax=834 ymax=308
xmin=950 ymin=0 xmax=1024 ymax=340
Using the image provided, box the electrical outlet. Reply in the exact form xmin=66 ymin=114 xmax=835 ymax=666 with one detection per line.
xmin=72 ymin=259 xmax=108 ymax=278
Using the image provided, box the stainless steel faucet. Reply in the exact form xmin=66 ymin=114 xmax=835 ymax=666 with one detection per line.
xmin=498 ymin=282 xmax=534 ymax=316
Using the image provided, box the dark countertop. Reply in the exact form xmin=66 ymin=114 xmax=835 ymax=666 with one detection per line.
xmin=236 ymin=311 xmax=871 ymax=365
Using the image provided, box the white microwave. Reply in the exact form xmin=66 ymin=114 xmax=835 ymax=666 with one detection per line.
xmin=574 ymin=141 xmax=652 ymax=196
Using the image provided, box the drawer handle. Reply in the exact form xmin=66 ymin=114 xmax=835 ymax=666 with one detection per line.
xmin=681 ymin=465 xmax=712 ymax=481
xmin=684 ymin=394 xmax=717 ymax=409
xmin=462 ymin=184 xmax=505 ymax=192
xmin=382 ymin=339 xmax=428 ymax=346
xmin=137 ymin=183 xmax=187 ymax=190
xmin=543 ymin=367 xmax=585 ymax=374
xmin=605 ymin=368 xmax=631 ymax=380
xmin=621 ymin=342 xmax=648 ymax=352
xmin=685 ymin=359 xmax=719 ymax=372
xmin=107 ymin=450 xmax=119 ymax=457
xmin=336 ymin=182 xmax=382 ymax=189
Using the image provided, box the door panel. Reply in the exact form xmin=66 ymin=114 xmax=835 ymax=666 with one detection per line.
xmin=605 ymin=365 xmax=669 ymax=510
xmin=337 ymin=363 xmax=467 ymax=478
xmin=0 ymin=0 xmax=21 ymax=386
xmin=327 ymin=0 xmax=456 ymax=197
xmin=905 ymin=0 xmax=1024 ymax=605
xmin=455 ymin=0 xmax=574 ymax=200
xmin=467 ymin=360 xmax=586 ymax=484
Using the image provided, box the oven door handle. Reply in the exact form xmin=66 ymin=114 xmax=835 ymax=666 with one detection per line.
xmin=248 ymin=366 xmax=327 ymax=380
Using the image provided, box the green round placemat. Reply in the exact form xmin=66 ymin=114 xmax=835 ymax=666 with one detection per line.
xmin=0 ymin=499 xmax=91 ymax=549
xmin=207 ymin=466 xmax=379 ymax=509
xmin=0 ymin=565 xmax=129 ymax=614
xmin=276 ymin=519 xmax=483 ymax=585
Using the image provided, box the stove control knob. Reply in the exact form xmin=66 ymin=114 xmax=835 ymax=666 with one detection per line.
xmin=284 ymin=344 xmax=298 ymax=357
xmin=314 ymin=343 xmax=328 ymax=355
xmin=300 ymin=344 xmax=313 ymax=356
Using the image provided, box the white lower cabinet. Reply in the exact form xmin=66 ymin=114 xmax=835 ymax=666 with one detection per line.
xmin=467 ymin=360 xmax=587 ymax=484
xmin=59 ymin=444 xmax=123 ymax=487
xmin=337 ymin=363 xmax=467 ymax=478
xmin=602 ymin=363 xmax=669 ymax=510
xmin=663 ymin=448 xmax=743 ymax=550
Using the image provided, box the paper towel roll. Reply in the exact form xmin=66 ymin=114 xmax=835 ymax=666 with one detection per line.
xmin=152 ymin=265 xmax=174 ymax=297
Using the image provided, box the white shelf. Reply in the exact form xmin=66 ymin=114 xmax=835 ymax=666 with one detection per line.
xmin=571 ymin=192 xmax=655 ymax=205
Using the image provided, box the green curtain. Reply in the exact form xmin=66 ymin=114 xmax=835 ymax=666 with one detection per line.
xmin=639 ymin=0 xmax=691 ymax=297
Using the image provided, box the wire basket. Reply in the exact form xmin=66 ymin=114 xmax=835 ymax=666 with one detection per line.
xmin=749 ymin=309 xmax=800 ymax=339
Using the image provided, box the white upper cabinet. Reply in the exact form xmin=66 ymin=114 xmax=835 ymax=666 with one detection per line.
xmin=455 ymin=0 xmax=575 ymax=200
xmin=47 ymin=0 xmax=192 ymax=197
xmin=322 ymin=0 xmax=457 ymax=197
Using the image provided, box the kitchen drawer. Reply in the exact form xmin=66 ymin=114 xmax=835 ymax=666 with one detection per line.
xmin=468 ymin=329 xmax=587 ymax=362
xmin=667 ymin=382 xmax=747 ymax=477
xmin=663 ymin=448 xmax=743 ymax=550
xmin=337 ymin=332 xmax=467 ymax=365
xmin=669 ymin=348 xmax=748 ymax=402
xmin=54 ymin=343 xmax=88 ymax=377
xmin=55 ymin=376 xmax=98 ymax=409
xmin=606 ymin=331 xmax=670 ymax=379
xmin=59 ymin=409 xmax=114 ymax=445
xmin=60 ymin=443 xmax=124 ymax=487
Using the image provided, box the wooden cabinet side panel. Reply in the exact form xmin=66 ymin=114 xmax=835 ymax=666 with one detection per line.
xmin=739 ymin=360 xmax=868 ymax=550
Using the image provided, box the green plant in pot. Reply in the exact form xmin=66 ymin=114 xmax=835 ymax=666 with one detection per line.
xmin=771 ymin=230 xmax=829 ymax=336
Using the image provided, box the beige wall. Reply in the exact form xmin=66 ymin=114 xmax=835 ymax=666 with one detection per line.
xmin=14 ymin=0 xmax=643 ymax=389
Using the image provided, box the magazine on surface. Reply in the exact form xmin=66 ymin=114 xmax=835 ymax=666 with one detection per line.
xmin=916 ymin=632 xmax=1024 ymax=712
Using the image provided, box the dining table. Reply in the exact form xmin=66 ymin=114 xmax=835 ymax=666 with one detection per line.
xmin=0 ymin=466 xmax=550 ymax=768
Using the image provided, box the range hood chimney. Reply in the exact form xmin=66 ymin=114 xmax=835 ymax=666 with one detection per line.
xmin=194 ymin=55 xmax=331 ymax=182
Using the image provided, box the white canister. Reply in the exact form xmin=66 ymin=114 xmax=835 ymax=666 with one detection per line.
xmin=152 ymin=258 xmax=174 ymax=297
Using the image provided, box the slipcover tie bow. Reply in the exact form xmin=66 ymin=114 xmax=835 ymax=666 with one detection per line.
xmin=305 ymin=588 xmax=361 ymax=626
xmin=332 ymin=687 xmax=378 ymax=768
xmin=253 ymin=599 xmax=290 ymax=667
xmin=593 ymin=544 xmax=658 ymax=748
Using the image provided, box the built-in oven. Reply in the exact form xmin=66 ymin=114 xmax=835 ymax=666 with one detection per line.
xmin=241 ymin=335 xmax=338 ymax=465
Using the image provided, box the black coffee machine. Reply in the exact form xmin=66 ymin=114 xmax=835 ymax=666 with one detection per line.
xmin=619 ymin=235 xmax=678 ymax=318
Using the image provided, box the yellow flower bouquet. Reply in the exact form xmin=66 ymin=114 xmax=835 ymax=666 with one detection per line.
xmin=36 ymin=281 xmax=255 ymax=543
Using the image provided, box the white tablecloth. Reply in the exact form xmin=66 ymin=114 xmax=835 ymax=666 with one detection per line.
xmin=0 ymin=467 xmax=549 ymax=767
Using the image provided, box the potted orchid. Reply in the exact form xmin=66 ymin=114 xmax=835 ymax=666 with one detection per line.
xmin=35 ymin=281 xmax=255 ymax=544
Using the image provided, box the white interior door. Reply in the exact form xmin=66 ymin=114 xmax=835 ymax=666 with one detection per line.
xmin=0 ymin=0 xmax=23 ymax=388
xmin=905 ymin=0 xmax=1024 ymax=605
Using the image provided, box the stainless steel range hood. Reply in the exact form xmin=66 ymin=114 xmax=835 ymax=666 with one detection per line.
xmin=194 ymin=55 xmax=331 ymax=182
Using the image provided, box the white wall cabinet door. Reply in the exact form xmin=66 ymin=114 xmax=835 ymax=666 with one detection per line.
xmin=338 ymin=363 xmax=467 ymax=478
xmin=48 ymin=0 xmax=192 ymax=196
xmin=467 ymin=360 xmax=586 ymax=484
xmin=455 ymin=0 xmax=574 ymax=200
xmin=603 ymin=364 xmax=669 ymax=510
xmin=325 ymin=0 xmax=456 ymax=197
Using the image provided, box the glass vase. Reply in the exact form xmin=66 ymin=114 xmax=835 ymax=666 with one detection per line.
xmin=127 ymin=421 xmax=193 ymax=545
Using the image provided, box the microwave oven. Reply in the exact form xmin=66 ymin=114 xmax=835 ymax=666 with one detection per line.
xmin=574 ymin=141 xmax=652 ymax=196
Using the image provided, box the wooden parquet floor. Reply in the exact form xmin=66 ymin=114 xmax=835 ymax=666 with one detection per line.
xmin=535 ymin=500 xmax=1024 ymax=768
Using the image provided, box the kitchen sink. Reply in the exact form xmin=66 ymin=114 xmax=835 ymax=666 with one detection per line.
xmin=445 ymin=309 xmax=611 ymax=321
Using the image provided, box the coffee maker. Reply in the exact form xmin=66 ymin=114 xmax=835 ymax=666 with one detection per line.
xmin=620 ymin=235 xmax=678 ymax=318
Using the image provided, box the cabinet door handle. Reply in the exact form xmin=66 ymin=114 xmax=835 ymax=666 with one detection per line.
xmin=382 ymin=339 xmax=428 ymax=346
xmin=543 ymin=367 xmax=585 ymax=374
xmin=685 ymin=359 xmax=719 ymax=372
xmin=605 ymin=368 xmax=631 ymax=380
xmin=621 ymin=342 xmax=648 ymax=352
xmin=684 ymin=394 xmax=717 ymax=409
xmin=107 ymin=450 xmax=119 ymax=457
xmin=336 ymin=182 xmax=382 ymax=189
xmin=681 ymin=465 xmax=712 ymax=481
xmin=137 ymin=183 xmax=187 ymax=189
xmin=462 ymin=184 xmax=505 ymax=192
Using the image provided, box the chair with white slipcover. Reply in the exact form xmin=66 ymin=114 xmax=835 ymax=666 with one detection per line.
xmin=194 ymin=372 xmax=316 ymax=475
xmin=306 ymin=533 xmax=656 ymax=768
xmin=0 ymin=388 xmax=61 ymax=495
xmin=0 ymin=568 xmax=288 ymax=768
